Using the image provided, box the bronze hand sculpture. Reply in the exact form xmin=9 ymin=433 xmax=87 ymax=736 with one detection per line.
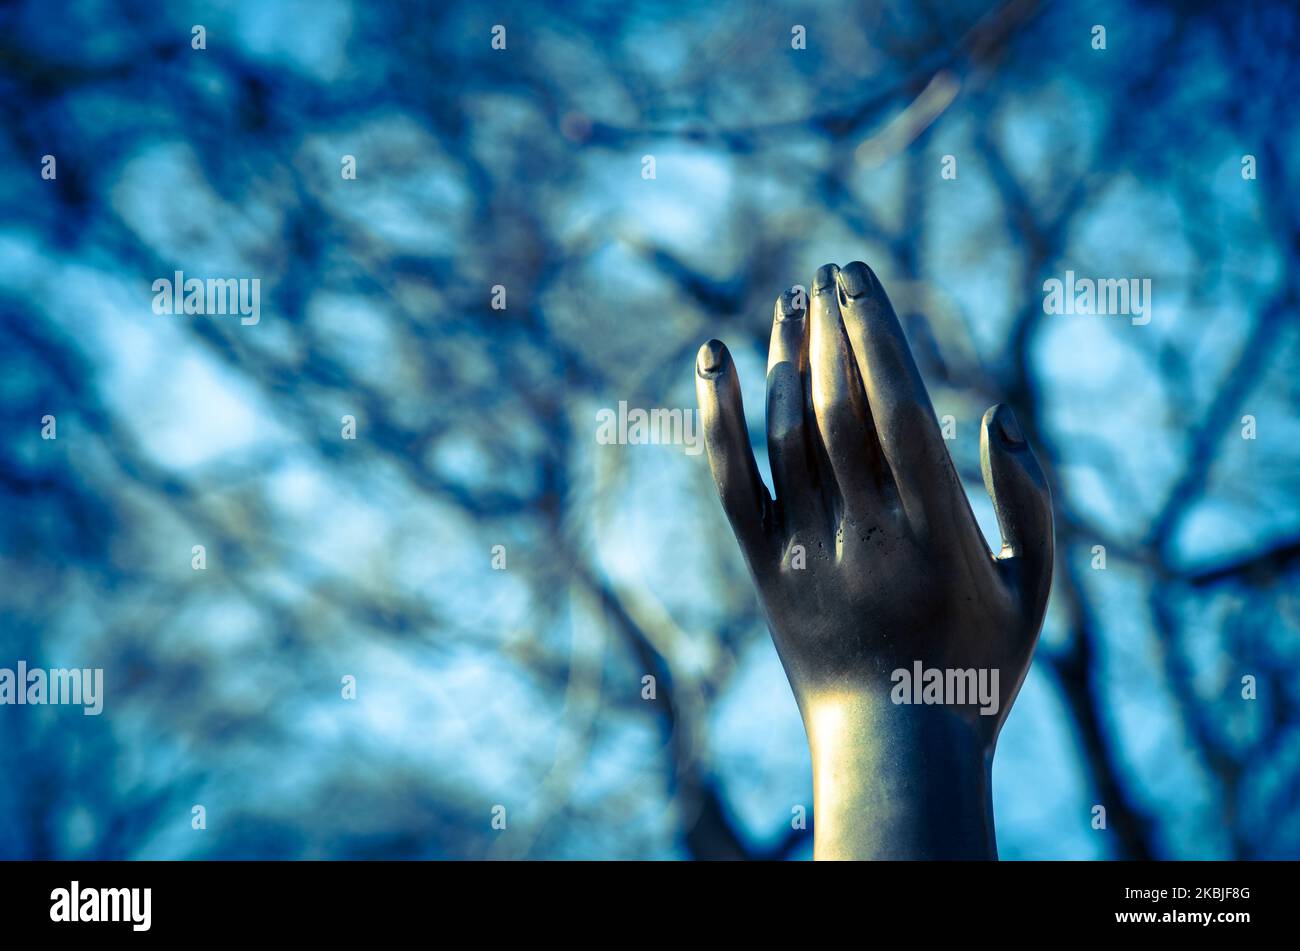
xmin=695 ymin=262 xmax=1053 ymax=860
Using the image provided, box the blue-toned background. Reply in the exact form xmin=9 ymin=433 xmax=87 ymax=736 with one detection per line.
xmin=2 ymin=0 xmax=1298 ymax=859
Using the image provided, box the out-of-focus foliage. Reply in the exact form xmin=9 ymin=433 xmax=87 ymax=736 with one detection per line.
xmin=1 ymin=0 xmax=1298 ymax=859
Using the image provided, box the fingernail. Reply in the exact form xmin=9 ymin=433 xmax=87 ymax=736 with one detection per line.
xmin=813 ymin=264 xmax=839 ymax=296
xmin=777 ymin=289 xmax=804 ymax=321
xmin=998 ymin=407 xmax=1025 ymax=447
xmin=698 ymin=339 xmax=725 ymax=374
xmin=837 ymin=261 xmax=874 ymax=299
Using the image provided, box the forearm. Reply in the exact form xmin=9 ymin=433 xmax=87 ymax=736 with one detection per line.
xmin=804 ymin=693 xmax=997 ymax=860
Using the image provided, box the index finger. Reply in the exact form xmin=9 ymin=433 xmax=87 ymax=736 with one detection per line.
xmin=835 ymin=261 xmax=964 ymax=536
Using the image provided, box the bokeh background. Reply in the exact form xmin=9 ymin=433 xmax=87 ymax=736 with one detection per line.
xmin=2 ymin=0 xmax=1299 ymax=859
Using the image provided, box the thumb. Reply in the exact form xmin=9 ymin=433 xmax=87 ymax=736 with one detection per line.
xmin=980 ymin=404 xmax=1053 ymax=610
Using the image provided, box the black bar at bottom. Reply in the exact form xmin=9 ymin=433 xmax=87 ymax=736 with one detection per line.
xmin=0 ymin=859 xmax=1285 ymax=939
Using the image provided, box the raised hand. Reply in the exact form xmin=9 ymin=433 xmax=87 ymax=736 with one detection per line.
xmin=695 ymin=261 xmax=1053 ymax=859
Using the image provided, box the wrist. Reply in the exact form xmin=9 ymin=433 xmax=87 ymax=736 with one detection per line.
xmin=804 ymin=691 xmax=997 ymax=860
